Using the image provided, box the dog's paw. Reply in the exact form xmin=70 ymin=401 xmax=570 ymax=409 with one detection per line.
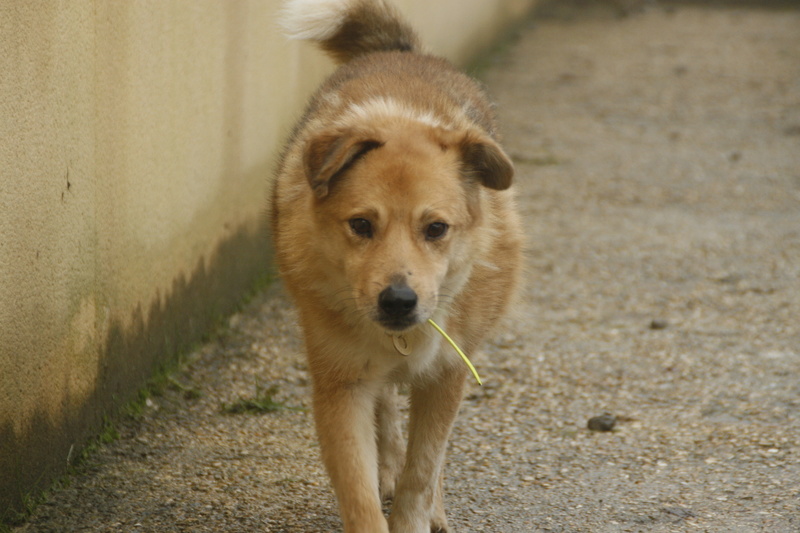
xmin=430 ymin=514 xmax=450 ymax=533
xmin=388 ymin=507 xmax=451 ymax=533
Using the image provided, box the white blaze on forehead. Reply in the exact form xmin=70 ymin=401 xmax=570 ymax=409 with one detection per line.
xmin=280 ymin=0 xmax=354 ymax=41
xmin=339 ymin=97 xmax=449 ymax=130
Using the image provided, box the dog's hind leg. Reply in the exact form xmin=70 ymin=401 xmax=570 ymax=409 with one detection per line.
xmin=376 ymin=383 xmax=406 ymax=502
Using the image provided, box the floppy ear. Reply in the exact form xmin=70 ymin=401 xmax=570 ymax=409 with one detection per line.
xmin=303 ymin=128 xmax=382 ymax=198
xmin=458 ymin=131 xmax=514 ymax=190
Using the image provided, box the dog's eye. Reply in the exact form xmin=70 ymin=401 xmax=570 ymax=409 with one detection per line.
xmin=425 ymin=222 xmax=448 ymax=240
xmin=349 ymin=218 xmax=373 ymax=238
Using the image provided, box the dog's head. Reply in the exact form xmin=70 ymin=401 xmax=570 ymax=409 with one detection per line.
xmin=301 ymin=118 xmax=513 ymax=332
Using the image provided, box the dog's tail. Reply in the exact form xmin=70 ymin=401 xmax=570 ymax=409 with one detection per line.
xmin=280 ymin=0 xmax=421 ymax=64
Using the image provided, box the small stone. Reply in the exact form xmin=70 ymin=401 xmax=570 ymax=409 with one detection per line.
xmin=587 ymin=413 xmax=617 ymax=432
xmin=649 ymin=319 xmax=668 ymax=330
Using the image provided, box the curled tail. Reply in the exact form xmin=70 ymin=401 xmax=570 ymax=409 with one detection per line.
xmin=280 ymin=0 xmax=421 ymax=64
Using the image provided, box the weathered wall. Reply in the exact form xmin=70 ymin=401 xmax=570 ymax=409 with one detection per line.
xmin=0 ymin=0 xmax=537 ymax=517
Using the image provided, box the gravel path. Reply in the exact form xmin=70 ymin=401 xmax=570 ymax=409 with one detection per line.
xmin=16 ymin=2 xmax=800 ymax=532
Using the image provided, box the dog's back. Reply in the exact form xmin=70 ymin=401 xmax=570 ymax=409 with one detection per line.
xmin=277 ymin=0 xmax=502 ymax=153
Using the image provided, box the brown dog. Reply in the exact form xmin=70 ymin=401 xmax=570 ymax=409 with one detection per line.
xmin=272 ymin=1 xmax=522 ymax=531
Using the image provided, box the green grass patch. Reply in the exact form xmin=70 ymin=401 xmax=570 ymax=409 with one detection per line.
xmin=466 ymin=17 xmax=531 ymax=79
xmin=221 ymin=382 xmax=304 ymax=415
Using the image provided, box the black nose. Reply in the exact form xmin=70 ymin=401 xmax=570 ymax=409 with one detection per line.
xmin=378 ymin=284 xmax=418 ymax=318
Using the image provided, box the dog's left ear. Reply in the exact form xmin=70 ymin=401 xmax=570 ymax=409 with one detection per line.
xmin=303 ymin=128 xmax=382 ymax=198
xmin=458 ymin=131 xmax=514 ymax=191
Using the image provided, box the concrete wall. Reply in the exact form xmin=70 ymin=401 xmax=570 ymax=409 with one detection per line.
xmin=0 ymin=0 xmax=537 ymax=517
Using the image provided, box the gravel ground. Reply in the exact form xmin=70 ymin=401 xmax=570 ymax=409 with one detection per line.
xmin=16 ymin=2 xmax=800 ymax=532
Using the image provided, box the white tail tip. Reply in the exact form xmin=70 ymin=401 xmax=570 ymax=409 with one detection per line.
xmin=279 ymin=0 xmax=353 ymax=41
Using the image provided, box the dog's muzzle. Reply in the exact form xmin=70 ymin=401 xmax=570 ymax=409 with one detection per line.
xmin=377 ymin=283 xmax=418 ymax=330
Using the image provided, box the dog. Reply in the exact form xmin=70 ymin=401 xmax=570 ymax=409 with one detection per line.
xmin=271 ymin=1 xmax=523 ymax=531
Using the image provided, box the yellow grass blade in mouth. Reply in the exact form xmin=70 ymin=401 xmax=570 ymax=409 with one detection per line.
xmin=427 ymin=318 xmax=482 ymax=386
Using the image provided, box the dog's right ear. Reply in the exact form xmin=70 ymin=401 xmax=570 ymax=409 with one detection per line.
xmin=303 ymin=129 xmax=382 ymax=198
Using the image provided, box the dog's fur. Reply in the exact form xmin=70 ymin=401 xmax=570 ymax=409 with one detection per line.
xmin=271 ymin=1 xmax=522 ymax=531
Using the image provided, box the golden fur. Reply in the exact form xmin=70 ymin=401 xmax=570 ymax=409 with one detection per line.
xmin=272 ymin=1 xmax=522 ymax=531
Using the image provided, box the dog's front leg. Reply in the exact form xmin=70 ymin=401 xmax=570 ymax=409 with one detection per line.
xmin=388 ymin=364 xmax=467 ymax=533
xmin=312 ymin=377 xmax=389 ymax=533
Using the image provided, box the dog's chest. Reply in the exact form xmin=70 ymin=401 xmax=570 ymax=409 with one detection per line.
xmin=350 ymin=330 xmax=444 ymax=383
